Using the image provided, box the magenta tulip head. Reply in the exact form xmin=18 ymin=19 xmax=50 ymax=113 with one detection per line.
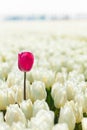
xmin=18 ymin=52 xmax=34 ymax=72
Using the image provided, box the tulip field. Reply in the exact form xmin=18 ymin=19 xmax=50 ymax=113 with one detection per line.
xmin=0 ymin=20 xmax=87 ymax=130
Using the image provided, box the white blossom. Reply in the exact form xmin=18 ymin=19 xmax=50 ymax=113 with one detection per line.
xmin=0 ymin=122 xmax=11 ymax=130
xmin=20 ymin=99 xmax=33 ymax=119
xmin=31 ymin=68 xmax=55 ymax=88
xmin=5 ymin=104 xmax=26 ymax=125
xmin=52 ymin=123 xmax=69 ymax=130
xmin=11 ymin=122 xmax=26 ymax=130
xmin=0 ymin=88 xmax=15 ymax=110
xmin=30 ymin=81 xmax=47 ymax=102
xmin=65 ymin=80 xmax=76 ymax=100
xmin=51 ymin=82 xmax=67 ymax=108
xmin=82 ymin=118 xmax=87 ymax=130
xmin=59 ymin=102 xmax=76 ymax=130
xmin=28 ymin=110 xmax=54 ymax=130
xmin=33 ymin=99 xmax=49 ymax=116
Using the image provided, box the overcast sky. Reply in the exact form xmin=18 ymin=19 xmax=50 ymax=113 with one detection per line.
xmin=0 ymin=0 xmax=87 ymax=16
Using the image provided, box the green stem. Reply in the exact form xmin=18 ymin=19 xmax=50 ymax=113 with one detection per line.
xmin=46 ymin=88 xmax=60 ymax=124
xmin=24 ymin=72 xmax=26 ymax=100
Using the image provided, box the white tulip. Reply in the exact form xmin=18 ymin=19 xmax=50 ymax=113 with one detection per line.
xmin=33 ymin=99 xmax=49 ymax=116
xmin=77 ymin=81 xmax=87 ymax=93
xmin=82 ymin=118 xmax=87 ymax=130
xmin=20 ymin=99 xmax=33 ymax=119
xmin=31 ymin=68 xmax=55 ymax=88
xmin=7 ymin=73 xmax=16 ymax=87
xmin=65 ymin=80 xmax=76 ymax=100
xmin=52 ymin=123 xmax=69 ymax=130
xmin=74 ymin=92 xmax=85 ymax=112
xmin=55 ymin=72 xmax=67 ymax=84
xmin=82 ymin=89 xmax=87 ymax=113
xmin=5 ymin=104 xmax=26 ymax=125
xmin=68 ymin=71 xmax=85 ymax=82
xmin=51 ymin=83 xmax=63 ymax=98
xmin=30 ymin=81 xmax=47 ymax=102
xmin=68 ymin=101 xmax=83 ymax=123
xmin=7 ymin=88 xmax=15 ymax=104
xmin=15 ymin=86 xmax=23 ymax=103
xmin=0 ymin=62 xmax=10 ymax=80
xmin=0 ymin=90 xmax=8 ymax=110
xmin=51 ymin=83 xmax=67 ymax=108
xmin=0 ymin=88 xmax=15 ymax=110
xmin=28 ymin=110 xmax=54 ymax=130
xmin=0 ymin=80 xmax=8 ymax=89
xmin=7 ymin=71 xmax=23 ymax=87
xmin=0 ymin=122 xmax=11 ymax=130
xmin=74 ymin=103 xmax=83 ymax=123
xmin=59 ymin=102 xmax=76 ymax=130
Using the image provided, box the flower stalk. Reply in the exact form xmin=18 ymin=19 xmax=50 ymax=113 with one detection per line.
xmin=24 ymin=72 xmax=26 ymax=100
xmin=18 ymin=51 xmax=34 ymax=100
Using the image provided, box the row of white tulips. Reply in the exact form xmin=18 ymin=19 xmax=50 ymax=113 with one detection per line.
xmin=0 ymin=99 xmax=87 ymax=130
xmin=0 ymin=33 xmax=87 ymax=129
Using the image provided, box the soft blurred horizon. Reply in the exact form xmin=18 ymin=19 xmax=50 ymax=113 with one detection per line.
xmin=0 ymin=0 xmax=87 ymax=20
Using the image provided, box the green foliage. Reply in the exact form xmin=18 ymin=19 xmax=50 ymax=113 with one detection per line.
xmin=74 ymin=123 xmax=82 ymax=130
xmin=46 ymin=88 xmax=60 ymax=124
xmin=1 ymin=110 xmax=6 ymax=116
xmin=83 ymin=112 xmax=87 ymax=117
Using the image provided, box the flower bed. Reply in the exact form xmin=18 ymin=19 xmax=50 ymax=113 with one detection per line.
xmin=0 ymin=22 xmax=87 ymax=130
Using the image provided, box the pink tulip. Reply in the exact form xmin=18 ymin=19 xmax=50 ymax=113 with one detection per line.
xmin=18 ymin=52 xmax=34 ymax=72
xmin=18 ymin=51 xmax=34 ymax=100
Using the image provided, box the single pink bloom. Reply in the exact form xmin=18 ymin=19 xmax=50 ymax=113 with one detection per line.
xmin=18 ymin=52 xmax=34 ymax=72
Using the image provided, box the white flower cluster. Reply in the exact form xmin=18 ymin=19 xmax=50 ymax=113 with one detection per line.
xmin=2 ymin=100 xmax=54 ymax=130
xmin=0 ymin=22 xmax=87 ymax=130
xmin=51 ymin=71 xmax=87 ymax=129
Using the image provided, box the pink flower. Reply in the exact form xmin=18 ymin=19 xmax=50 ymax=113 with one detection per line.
xmin=18 ymin=52 xmax=34 ymax=72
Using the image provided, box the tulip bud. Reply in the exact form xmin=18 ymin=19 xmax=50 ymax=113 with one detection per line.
xmin=51 ymin=83 xmax=67 ymax=108
xmin=30 ymin=81 xmax=47 ymax=102
xmin=20 ymin=99 xmax=33 ymax=119
xmin=5 ymin=104 xmax=26 ymax=125
xmin=18 ymin=52 xmax=34 ymax=72
xmin=33 ymin=100 xmax=49 ymax=116
xmin=59 ymin=102 xmax=76 ymax=130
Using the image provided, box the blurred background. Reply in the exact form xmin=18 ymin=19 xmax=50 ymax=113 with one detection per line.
xmin=0 ymin=0 xmax=87 ymax=20
xmin=0 ymin=0 xmax=87 ymax=46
